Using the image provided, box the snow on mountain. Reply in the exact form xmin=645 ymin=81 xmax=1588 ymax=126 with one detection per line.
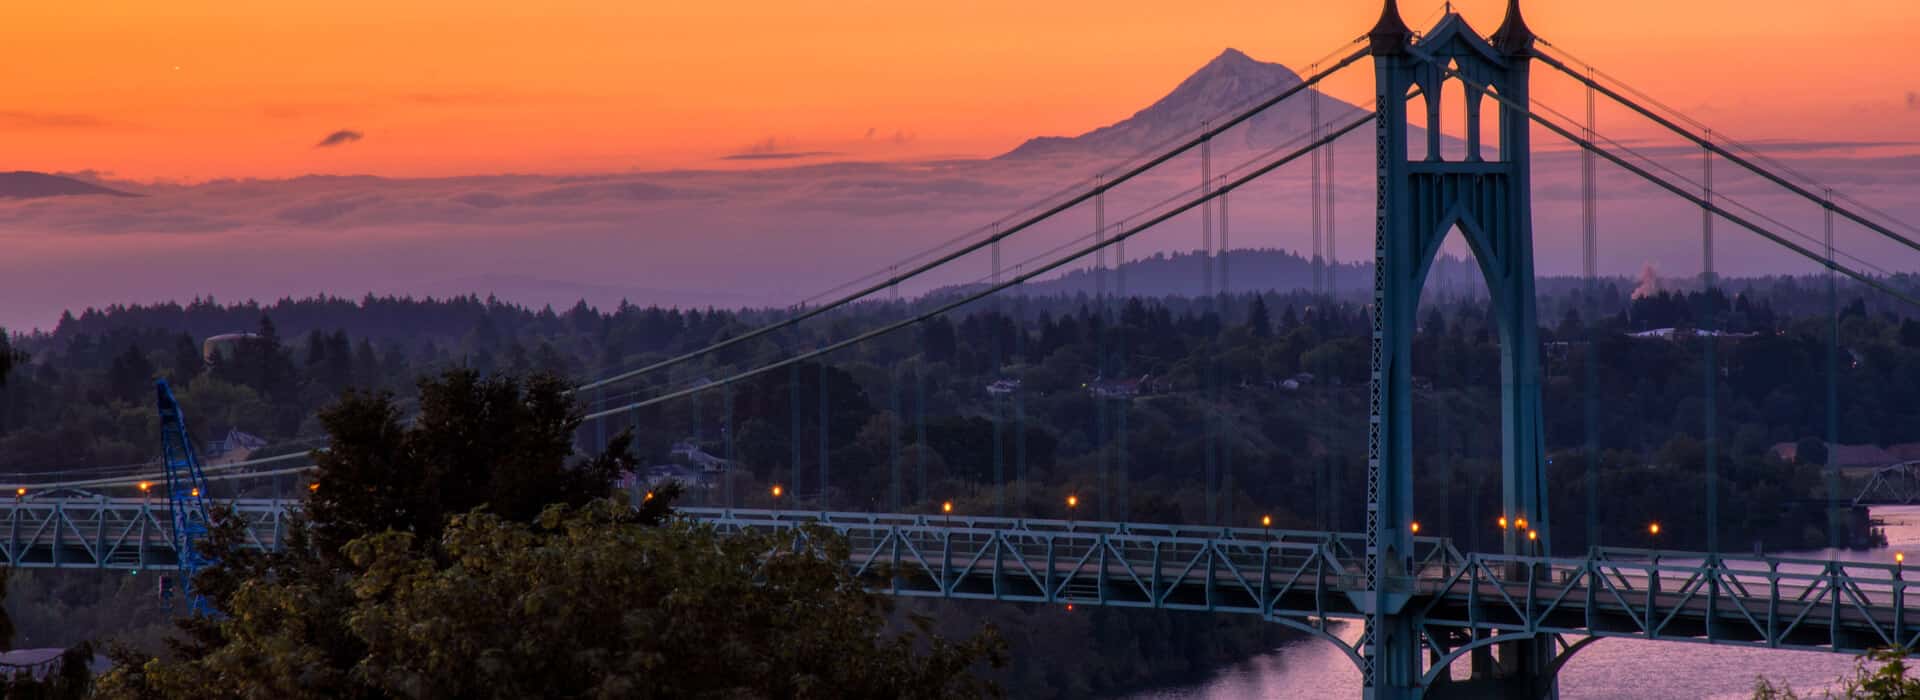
xmin=999 ymin=48 xmax=1370 ymax=160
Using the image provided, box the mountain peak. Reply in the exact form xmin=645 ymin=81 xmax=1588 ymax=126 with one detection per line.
xmin=1205 ymin=47 xmax=1257 ymax=67
xmin=999 ymin=48 xmax=1356 ymax=160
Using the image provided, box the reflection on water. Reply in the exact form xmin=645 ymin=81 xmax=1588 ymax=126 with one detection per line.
xmin=1127 ymin=506 xmax=1920 ymax=699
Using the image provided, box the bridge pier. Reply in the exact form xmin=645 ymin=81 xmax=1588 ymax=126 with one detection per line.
xmin=1425 ymin=633 xmax=1558 ymax=700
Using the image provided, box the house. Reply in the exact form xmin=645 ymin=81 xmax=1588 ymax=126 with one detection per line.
xmin=1087 ymin=374 xmax=1150 ymax=400
xmin=619 ymin=464 xmax=718 ymax=492
xmin=204 ymin=428 xmax=267 ymax=457
xmin=1770 ymin=441 xmax=1901 ymax=468
xmin=669 ymin=439 xmax=732 ymax=472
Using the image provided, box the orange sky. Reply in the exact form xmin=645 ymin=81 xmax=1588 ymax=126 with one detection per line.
xmin=4 ymin=0 xmax=1916 ymax=181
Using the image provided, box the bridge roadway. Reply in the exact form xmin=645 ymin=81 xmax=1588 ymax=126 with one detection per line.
xmin=5 ymin=498 xmax=1917 ymax=659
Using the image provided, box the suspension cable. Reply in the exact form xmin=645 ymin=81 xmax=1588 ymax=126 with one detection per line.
xmin=1441 ymin=66 xmax=1920 ymax=311
xmin=579 ymin=114 xmax=1375 ymax=421
xmin=1532 ymin=46 xmax=1920 ymax=258
xmin=570 ymin=43 xmax=1373 ymax=396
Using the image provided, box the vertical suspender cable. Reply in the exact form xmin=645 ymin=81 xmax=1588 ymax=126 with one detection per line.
xmin=1202 ymin=133 xmax=1218 ymax=525
xmin=790 ymin=361 xmax=802 ymax=505
xmin=916 ymin=361 xmax=928 ymax=504
xmin=1583 ymin=68 xmax=1600 ymax=548
xmin=1219 ymin=181 xmax=1234 ymax=527
xmin=890 ymin=279 xmax=902 ymax=512
xmin=1095 ymin=187 xmax=1111 ymax=520
xmin=1326 ymin=112 xmax=1338 ymax=295
xmin=1702 ymin=135 xmax=1720 ymax=554
xmin=818 ymin=346 xmax=829 ymax=511
xmin=1220 ymin=179 xmax=1231 ymax=297
xmin=1312 ymin=89 xmax=1325 ymax=296
xmin=992 ymin=237 xmax=1006 ymax=517
xmin=723 ymin=383 xmax=735 ymax=507
xmin=1309 ymin=88 xmax=1326 ymax=530
xmin=1015 ymin=276 xmax=1029 ymax=513
xmin=1825 ymin=190 xmax=1842 ymax=547
xmin=1115 ymin=223 xmax=1129 ymax=522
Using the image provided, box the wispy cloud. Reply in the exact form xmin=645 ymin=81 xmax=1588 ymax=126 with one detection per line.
xmin=722 ymin=135 xmax=839 ymax=161
xmin=0 ymin=110 xmax=113 ymax=129
xmin=315 ymin=129 xmax=364 ymax=148
xmin=1907 ymin=91 xmax=1918 ymax=111
xmin=721 ymin=151 xmax=838 ymax=161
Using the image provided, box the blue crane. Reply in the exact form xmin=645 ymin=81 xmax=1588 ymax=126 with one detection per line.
xmin=156 ymin=378 xmax=216 ymax=615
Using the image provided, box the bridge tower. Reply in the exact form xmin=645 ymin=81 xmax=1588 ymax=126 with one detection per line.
xmin=1363 ymin=1 xmax=1553 ymax=697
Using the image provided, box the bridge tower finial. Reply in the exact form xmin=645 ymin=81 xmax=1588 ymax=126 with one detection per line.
xmin=1490 ymin=0 xmax=1537 ymax=55
xmin=1369 ymin=0 xmax=1413 ymax=55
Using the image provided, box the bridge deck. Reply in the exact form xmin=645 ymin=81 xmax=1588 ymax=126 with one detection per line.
xmin=4 ymin=499 xmax=1914 ymax=654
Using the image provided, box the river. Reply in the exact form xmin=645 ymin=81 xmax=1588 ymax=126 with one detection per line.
xmin=1127 ymin=506 xmax=1920 ymax=699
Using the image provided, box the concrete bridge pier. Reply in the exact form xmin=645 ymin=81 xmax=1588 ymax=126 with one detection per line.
xmin=1425 ymin=633 xmax=1558 ymax=700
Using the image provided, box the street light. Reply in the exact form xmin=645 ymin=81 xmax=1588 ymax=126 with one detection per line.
xmin=1498 ymin=515 xmax=1509 ymax=530
xmin=942 ymin=500 xmax=953 ymax=527
xmin=1410 ymin=521 xmax=1421 ymax=534
xmin=1515 ymin=517 xmax=1528 ymax=531
xmin=771 ymin=484 xmax=784 ymax=499
xmin=138 ymin=481 xmax=151 ymax=493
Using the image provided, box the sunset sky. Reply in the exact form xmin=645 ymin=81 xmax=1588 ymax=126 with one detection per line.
xmin=6 ymin=0 xmax=1917 ymax=181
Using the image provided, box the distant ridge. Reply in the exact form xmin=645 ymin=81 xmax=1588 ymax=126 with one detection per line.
xmin=0 ymin=172 xmax=138 ymax=199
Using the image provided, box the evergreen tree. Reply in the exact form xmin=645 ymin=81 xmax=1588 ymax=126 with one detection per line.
xmin=1247 ymin=295 xmax=1272 ymax=338
xmin=169 ymin=333 xmax=203 ymax=384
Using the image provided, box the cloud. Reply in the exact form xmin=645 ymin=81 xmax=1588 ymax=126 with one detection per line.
xmin=315 ymin=130 xmax=364 ymax=148
xmin=454 ymin=192 xmax=511 ymax=209
xmin=1908 ymin=91 xmax=1919 ymax=111
xmin=0 ymin=111 xmax=113 ymax=129
xmin=275 ymin=196 xmax=378 ymax=223
xmin=722 ymin=136 xmax=839 ymax=161
xmin=720 ymin=151 xmax=838 ymax=161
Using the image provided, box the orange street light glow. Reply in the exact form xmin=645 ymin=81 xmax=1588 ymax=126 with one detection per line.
xmin=138 ymin=481 xmax=151 ymax=492
xmin=1649 ymin=522 xmax=1661 ymax=536
xmin=1498 ymin=516 xmax=1508 ymax=529
xmin=1066 ymin=494 xmax=1079 ymax=509
xmin=942 ymin=501 xmax=953 ymax=514
xmin=1410 ymin=521 xmax=1421 ymax=534
xmin=771 ymin=485 xmax=783 ymax=498
xmin=1261 ymin=515 xmax=1272 ymax=528
xmin=1527 ymin=530 xmax=1539 ymax=541
xmin=1515 ymin=517 xmax=1528 ymax=530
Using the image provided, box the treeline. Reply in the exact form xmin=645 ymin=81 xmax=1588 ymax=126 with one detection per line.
xmin=7 ymin=270 xmax=1920 ymax=695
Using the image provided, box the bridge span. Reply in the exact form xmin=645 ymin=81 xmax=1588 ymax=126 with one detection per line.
xmin=8 ymin=497 xmax=1919 ymax=685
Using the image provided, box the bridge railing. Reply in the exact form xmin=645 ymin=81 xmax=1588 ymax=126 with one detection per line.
xmin=680 ymin=507 xmax=1466 ymax=571
xmin=0 ymin=496 xmax=292 ymax=570
xmin=1414 ymin=548 xmax=1920 ymax=654
xmin=685 ymin=507 xmax=1383 ymax=618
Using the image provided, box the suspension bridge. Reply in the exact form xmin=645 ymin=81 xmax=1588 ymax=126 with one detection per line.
xmin=6 ymin=1 xmax=1920 ymax=697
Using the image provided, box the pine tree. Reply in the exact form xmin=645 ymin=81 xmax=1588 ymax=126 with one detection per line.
xmin=1247 ymin=296 xmax=1272 ymax=338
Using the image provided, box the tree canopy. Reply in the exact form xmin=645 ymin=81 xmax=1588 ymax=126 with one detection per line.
xmin=94 ymin=369 xmax=1002 ymax=699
